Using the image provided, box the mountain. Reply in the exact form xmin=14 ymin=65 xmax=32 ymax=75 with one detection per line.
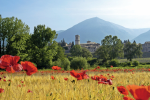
xmin=56 ymin=30 xmax=65 ymax=34
xmin=131 ymin=30 xmax=150 ymax=44
xmin=54 ymin=17 xmax=149 ymax=44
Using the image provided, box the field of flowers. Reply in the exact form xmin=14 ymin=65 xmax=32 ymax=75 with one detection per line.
xmin=0 ymin=55 xmax=150 ymax=100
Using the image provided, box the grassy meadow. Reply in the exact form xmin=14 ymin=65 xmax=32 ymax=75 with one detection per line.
xmin=0 ymin=67 xmax=150 ymax=100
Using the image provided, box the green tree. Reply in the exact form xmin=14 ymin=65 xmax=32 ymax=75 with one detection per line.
xmin=29 ymin=25 xmax=58 ymax=69
xmin=80 ymin=47 xmax=93 ymax=59
xmin=52 ymin=44 xmax=67 ymax=62
xmin=71 ymin=41 xmax=74 ymax=48
xmin=94 ymin=35 xmax=124 ymax=63
xmin=124 ymin=40 xmax=143 ymax=61
xmin=70 ymin=44 xmax=82 ymax=57
xmin=5 ymin=17 xmax=30 ymax=58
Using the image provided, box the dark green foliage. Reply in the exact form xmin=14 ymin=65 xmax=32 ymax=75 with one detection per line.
xmin=61 ymin=58 xmax=70 ymax=70
xmin=52 ymin=44 xmax=67 ymax=62
xmin=124 ymin=40 xmax=143 ymax=61
xmin=70 ymin=45 xmax=82 ymax=57
xmin=132 ymin=60 xmax=139 ymax=66
xmin=70 ymin=57 xmax=88 ymax=70
xmin=80 ymin=47 xmax=93 ymax=59
xmin=127 ymin=61 xmax=132 ymax=66
xmin=29 ymin=25 xmax=58 ymax=69
xmin=63 ymin=46 xmax=68 ymax=50
xmin=94 ymin=35 xmax=124 ymax=63
xmin=52 ymin=58 xmax=62 ymax=68
xmin=109 ymin=59 xmax=119 ymax=67
xmin=87 ymin=58 xmax=97 ymax=66
xmin=71 ymin=41 xmax=74 ymax=48
xmin=68 ymin=57 xmax=74 ymax=62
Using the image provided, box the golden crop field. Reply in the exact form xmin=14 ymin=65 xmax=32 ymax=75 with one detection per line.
xmin=0 ymin=68 xmax=150 ymax=100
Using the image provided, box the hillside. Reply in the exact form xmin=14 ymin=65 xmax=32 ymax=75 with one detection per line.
xmin=54 ymin=17 xmax=149 ymax=44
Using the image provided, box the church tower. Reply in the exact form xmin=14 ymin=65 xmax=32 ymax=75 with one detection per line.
xmin=75 ymin=35 xmax=80 ymax=45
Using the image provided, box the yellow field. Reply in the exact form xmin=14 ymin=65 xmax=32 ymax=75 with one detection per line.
xmin=0 ymin=70 xmax=150 ymax=100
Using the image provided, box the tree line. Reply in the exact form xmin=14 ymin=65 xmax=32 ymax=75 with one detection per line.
xmin=0 ymin=15 xmax=143 ymax=69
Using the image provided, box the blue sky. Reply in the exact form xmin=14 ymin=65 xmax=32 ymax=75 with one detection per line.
xmin=1 ymin=0 xmax=150 ymax=34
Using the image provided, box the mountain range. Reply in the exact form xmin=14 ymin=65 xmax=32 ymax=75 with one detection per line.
xmin=54 ymin=17 xmax=150 ymax=44
xmin=1 ymin=17 xmax=150 ymax=47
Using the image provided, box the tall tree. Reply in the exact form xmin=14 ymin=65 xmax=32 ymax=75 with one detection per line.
xmin=124 ymin=40 xmax=143 ymax=61
xmin=52 ymin=44 xmax=67 ymax=62
xmin=61 ymin=38 xmax=66 ymax=47
xmin=70 ymin=44 xmax=82 ymax=57
xmin=71 ymin=41 xmax=74 ymax=48
xmin=30 ymin=25 xmax=58 ymax=69
xmin=5 ymin=17 xmax=30 ymax=56
xmin=94 ymin=35 xmax=124 ymax=63
xmin=80 ymin=47 xmax=93 ymax=59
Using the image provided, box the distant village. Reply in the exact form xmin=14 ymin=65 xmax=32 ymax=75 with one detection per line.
xmin=47 ymin=35 xmax=150 ymax=54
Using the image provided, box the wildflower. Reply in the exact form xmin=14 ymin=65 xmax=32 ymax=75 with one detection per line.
xmin=0 ymin=55 xmax=23 ymax=73
xmin=27 ymin=89 xmax=32 ymax=93
xmin=21 ymin=61 xmax=37 ymax=76
xmin=70 ymin=70 xmax=89 ymax=80
xmin=126 ymin=85 xmax=150 ymax=100
xmin=51 ymin=76 xmax=56 ymax=80
xmin=52 ymin=66 xmax=61 ymax=70
xmin=117 ymin=86 xmax=129 ymax=95
xmin=64 ymin=78 xmax=68 ymax=81
xmin=0 ymin=88 xmax=4 ymax=93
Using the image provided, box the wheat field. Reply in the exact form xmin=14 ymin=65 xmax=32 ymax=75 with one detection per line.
xmin=0 ymin=69 xmax=150 ymax=100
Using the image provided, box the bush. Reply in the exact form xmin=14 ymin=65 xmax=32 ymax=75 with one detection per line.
xmin=52 ymin=58 xmax=62 ymax=68
xmin=127 ymin=61 xmax=132 ymax=66
xmin=70 ymin=57 xmax=88 ymax=70
xmin=87 ymin=58 xmax=97 ymax=66
xmin=109 ymin=59 xmax=119 ymax=67
xmin=61 ymin=58 xmax=70 ymax=70
xmin=132 ymin=61 xmax=139 ymax=66
xmin=122 ymin=62 xmax=128 ymax=67
xmin=68 ymin=57 xmax=74 ymax=62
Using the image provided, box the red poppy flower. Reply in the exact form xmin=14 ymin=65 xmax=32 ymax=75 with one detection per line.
xmin=52 ymin=66 xmax=61 ymax=70
xmin=51 ymin=76 xmax=56 ymax=80
xmin=21 ymin=61 xmax=38 ymax=76
xmin=126 ymin=85 xmax=150 ymax=100
xmin=0 ymin=55 xmax=23 ymax=73
xmin=70 ymin=70 xmax=89 ymax=80
xmin=117 ymin=86 xmax=129 ymax=95
xmin=97 ymin=66 xmax=100 ymax=69
xmin=64 ymin=78 xmax=68 ymax=81
xmin=91 ymin=75 xmax=100 ymax=81
xmin=17 ymin=85 xmax=21 ymax=87
xmin=110 ymin=65 xmax=113 ymax=68
xmin=27 ymin=89 xmax=32 ymax=93
xmin=0 ymin=88 xmax=4 ymax=93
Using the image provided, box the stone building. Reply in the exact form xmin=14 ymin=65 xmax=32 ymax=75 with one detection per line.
xmin=63 ymin=35 xmax=100 ymax=53
xmin=142 ymin=41 xmax=150 ymax=52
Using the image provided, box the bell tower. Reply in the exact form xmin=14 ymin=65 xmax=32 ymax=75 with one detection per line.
xmin=75 ymin=35 xmax=80 ymax=45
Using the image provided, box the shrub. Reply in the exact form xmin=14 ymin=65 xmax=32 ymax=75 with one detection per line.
xmin=68 ymin=57 xmax=74 ymax=62
xmin=132 ymin=60 xmax=139 ymax=66
xmin=122 ymin=62 xmax=128 ymax=67
xmin=87 ymin=58 xmax=97 ymax=66
xmin=109 ymin=59 xmax=119 ymax=67
xmin=127 ymin=61 xmax=132 ymax=66
xmin=70 ymin=57 xmax=88 ymax=70
xmin=61 ymin=58 xmax=70 ymax=70
xmin=52 ymin=58 xmax=62 ymax=68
